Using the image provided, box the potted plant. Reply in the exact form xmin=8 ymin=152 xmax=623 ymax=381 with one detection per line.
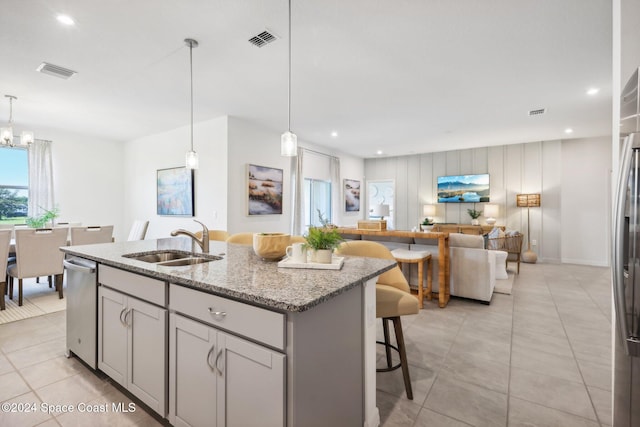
xmin=467 ymin=206 xmax=482 ymax=226
xmin=304 ymin=210 xmax=344 ymax=263
xmin=420 ymin=217 xmax=434 ymax=232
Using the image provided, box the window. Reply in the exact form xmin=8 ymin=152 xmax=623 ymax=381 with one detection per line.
xmin=304 ymin=178 xmax=331 ymax=228
xmin=0 ymin=147 xmax=29 ymax=224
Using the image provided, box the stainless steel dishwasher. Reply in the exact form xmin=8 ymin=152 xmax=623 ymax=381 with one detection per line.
xmin=64 ymin=256 xmax=98 ymax=369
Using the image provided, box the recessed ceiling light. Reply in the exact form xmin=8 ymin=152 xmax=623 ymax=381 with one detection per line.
xmin=376 ymin=150 xmax=383 ymax=155
xmin=56 ymin=14 xmax=75 ymax=26
xmin=331 ymin=131 xmax=338 ymax=138
xmin=564 ymin=128 xmax=574 ymax=134
xmin=587 ymin=87 xmax=599 ymax=96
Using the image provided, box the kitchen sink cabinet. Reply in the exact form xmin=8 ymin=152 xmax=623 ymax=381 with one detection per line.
xmin=168 ymin=313 xmax=285 ymax=427
xmin=98 ymin=285 xmax=167 ymax=417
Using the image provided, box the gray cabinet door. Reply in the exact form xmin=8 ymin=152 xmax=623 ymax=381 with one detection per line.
xmin=169 ymin=313 xmax=218 ymax=427
xmin=127 ymin=296 xmax=167 ymax=417
xmin=98 ymin=286 xmax=127 ymax=387
xmin=217 ymin=331 xmax=285 ymax=427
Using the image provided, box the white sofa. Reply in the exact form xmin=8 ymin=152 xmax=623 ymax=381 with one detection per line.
xmin=408 ymin=233 xmax=505 ymax=303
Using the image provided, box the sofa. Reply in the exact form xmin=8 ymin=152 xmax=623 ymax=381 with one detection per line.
xmin=407 ymin=233 xmax=508 ymax=303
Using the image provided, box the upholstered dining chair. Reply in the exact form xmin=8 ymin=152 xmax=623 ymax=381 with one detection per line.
xmin=336 ymin=240 xmax=419 ymax=399
xmin=0 ymin=230 xmax=11 ymax=310
xmin=226 ymin=232 xmax=255 ymax=245
xmin=70 ymin=225 xmax=114 ymax=245
xmin=195 ymin=229 xmax=230 ymax=242
xmin=7 ymin=228 xmax=67 ymax=306
xmin=127 ymin=220 xmax=149 ymax=241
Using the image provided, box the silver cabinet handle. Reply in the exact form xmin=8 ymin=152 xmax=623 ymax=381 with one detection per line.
xmin=119 ymin=307 xmax=128 ymax=326
xmin=206 ymin=345 xmax=216 ymax=371
xmin=214 ymin=348 xmax=224 ymax=376
xmin=124 ymin=308 xmax=132 ymax=327
xmin=207 ymin=307 xmax=227 ymax=320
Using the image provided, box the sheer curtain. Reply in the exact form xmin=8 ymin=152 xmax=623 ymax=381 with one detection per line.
xmin=291 ymin=147 xmax=305 ymax=235
xmin=28 ymin=139 xmax=54 ymax=216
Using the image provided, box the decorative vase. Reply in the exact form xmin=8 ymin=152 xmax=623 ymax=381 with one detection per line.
xmin=310 ymin=249 xmax=333 ymax=264
xmin=471 ymin=219 xmax=480 ymax=226
xmin=252 ymin=233 xmax=291 ymax=261
xmin=420 ymin=224 xmax=434 ymax=232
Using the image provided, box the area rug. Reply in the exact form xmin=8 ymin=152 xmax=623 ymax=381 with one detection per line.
xmin=0 ymin=279 xmax=66 ymax=325
xmin=494 ymin=270 xmax=516 ymax=295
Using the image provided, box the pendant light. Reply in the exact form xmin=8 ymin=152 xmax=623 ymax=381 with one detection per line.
xmin=185 ymin=38 xmax=199 ymax=169
xmin=1 ymin=95 xmax=34 ymax=148
xmin=281 ymin=0 xmax=297 ymax=157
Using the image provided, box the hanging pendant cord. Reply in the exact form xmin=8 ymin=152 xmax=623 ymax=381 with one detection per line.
xmin=189 ymin=41 xmax=194 ymax=152
xmin=287 ymin=0 xmax=292 ymax=132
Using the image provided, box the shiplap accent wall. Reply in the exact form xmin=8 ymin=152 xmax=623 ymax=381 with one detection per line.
xmin=365 ymin=137 xmax=610 ymax=266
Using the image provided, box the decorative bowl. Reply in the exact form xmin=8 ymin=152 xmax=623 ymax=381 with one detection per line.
xmin=253 ymin=233 xmax=291 ymax=261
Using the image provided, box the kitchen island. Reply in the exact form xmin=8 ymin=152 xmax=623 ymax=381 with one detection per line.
xmin=61 ymin=237 xmax=395 ymax=427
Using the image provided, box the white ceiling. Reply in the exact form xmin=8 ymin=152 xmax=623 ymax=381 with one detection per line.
xmin=0 ymin=0 xmax=612 ymax=158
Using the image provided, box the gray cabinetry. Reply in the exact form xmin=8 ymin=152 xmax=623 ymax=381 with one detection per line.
xmin=169 ymin=286 xmax=285 ymax=427
xmin=97 ymin=266 xmax=168 ymax=417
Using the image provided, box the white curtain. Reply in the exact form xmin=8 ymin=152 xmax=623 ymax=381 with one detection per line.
xmin=28 ymin=139 xmax=54 ymax=216
xmin=291 ymin=147 xmax=305 ymax=235
xmin=330 ymin=156 xmax=340 ymax=224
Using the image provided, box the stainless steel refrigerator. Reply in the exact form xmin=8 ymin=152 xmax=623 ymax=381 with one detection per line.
xmin=613 ymin=67 xmax=640 ymax=427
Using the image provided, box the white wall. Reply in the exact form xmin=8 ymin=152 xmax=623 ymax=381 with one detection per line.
xmin=41 ymin=127 xmax=126 ymax=240
xmin=365 ymin=137 xmax=611 ymax=266
xmin=123 ymin=116 xmax=228 ymax=239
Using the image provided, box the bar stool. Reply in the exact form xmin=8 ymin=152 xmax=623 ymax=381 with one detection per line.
xmin=391 ymin=249 xmax=432 ymax=309
xmin=336 ymin=241 xmax=419 ymax=399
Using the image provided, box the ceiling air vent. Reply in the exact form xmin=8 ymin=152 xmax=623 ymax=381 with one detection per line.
xmin=248 ymin=30 xmax=278 ymax=48
xmin=528 ymin=108 xmax=546 ymax=116
xmin=36 ymin=62 xmax=77 ymax=80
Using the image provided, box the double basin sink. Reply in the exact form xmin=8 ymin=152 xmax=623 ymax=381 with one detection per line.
xmin=123 ymin=250 xmax=222 ymax=267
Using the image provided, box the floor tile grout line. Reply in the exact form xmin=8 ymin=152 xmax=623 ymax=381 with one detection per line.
xmin=545 ymin=267 xmax=606 ymax=427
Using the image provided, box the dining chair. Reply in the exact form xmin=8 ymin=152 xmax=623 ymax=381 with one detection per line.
xmin=70 ymin=225 xmax=114 ymax=245
xmin=336 ymin=240 xmax=419 ymax=399
xmin=226 ymin=232 xmax=255 ymax=245
xmin=0 ymin=230 xmax=11 ymax=310
xmin=127 ymin=220 xmax=149 ymax=241
xmin=7 ymin=228 xmax=68 ymax=306
xmin=195 ymin=229 xmax=230 ymax=242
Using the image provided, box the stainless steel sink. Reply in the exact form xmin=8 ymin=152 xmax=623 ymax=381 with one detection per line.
xmin=123 ymin=250 xmax=222 ymax=266
xmin=125 ymin=251 xmax=191 ymax=263
xmin=156 ymin=257 xmax=215 ymax=266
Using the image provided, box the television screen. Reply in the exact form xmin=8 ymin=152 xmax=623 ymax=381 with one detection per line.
xmin=437 ymin=173 xmax=490 ymax=203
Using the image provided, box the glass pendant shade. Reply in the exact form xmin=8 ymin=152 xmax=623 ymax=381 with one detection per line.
xmin=20 ymin=130 xmax=34 ymax=145
xmin=185 ymin=150 xmax=199 ymax=169
xmin=1 ymin=126 xmax=13 ymax=145
xmin=281 ymin=131 xmax=297 ymax=156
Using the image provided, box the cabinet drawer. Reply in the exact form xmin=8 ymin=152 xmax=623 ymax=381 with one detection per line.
xmin=170 ymin=285 xmax=285 ymax=350
xmin=99 ymin=265 xmax=167 ymax=307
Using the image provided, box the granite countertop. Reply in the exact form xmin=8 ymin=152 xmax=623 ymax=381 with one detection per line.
xmin=60 ymin=237 xmax=395 ymax=313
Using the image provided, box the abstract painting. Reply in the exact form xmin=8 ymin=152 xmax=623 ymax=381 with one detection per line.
xmin=157 ymin=167 xmax=194 ymax=216
xmin=248 ymin=164 xmax=283 ymax=215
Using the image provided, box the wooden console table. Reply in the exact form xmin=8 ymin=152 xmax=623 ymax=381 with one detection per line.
xmin=430 ymin=224 xmax=504 ymax=235
xmin=335 ymin=228 xmax=450 ymax=308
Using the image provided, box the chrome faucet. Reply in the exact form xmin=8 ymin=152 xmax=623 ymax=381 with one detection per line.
xmin=171 ymin=219 xmax=209 ymax=253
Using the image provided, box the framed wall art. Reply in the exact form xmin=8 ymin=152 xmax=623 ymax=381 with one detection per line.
xmin=248 ymin=164 xmax=283 ymax=215
xmin=344 ymin=179 xmax=360 ymax=212
xmin=157 ymin=167 xmax=194 ymax=216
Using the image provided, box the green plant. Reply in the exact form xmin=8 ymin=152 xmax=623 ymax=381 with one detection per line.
xmin=26 ymin=206 xmax=60 ymax=228
xmin=467 ymin=207 xmax=482 ymax=220
xmin=304 ymin=210 xmax=344 ymax=251
xmin=421 ymin=217 xmax=434 ymax=226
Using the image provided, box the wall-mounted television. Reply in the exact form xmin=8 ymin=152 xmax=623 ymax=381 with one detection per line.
xmin=437 ymin=173 xmax=490 ymax=203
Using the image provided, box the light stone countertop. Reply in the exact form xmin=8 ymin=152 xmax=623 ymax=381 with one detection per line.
xmin=60 ymin=237 xmax=395 ymax=313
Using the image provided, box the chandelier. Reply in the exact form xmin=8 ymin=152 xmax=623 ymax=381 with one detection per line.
xmin=0 ymin=95 xmax=34 ymax=148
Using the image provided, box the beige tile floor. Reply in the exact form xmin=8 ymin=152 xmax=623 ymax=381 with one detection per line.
xmin=0 ymin=262 xmax=611 ymax=426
